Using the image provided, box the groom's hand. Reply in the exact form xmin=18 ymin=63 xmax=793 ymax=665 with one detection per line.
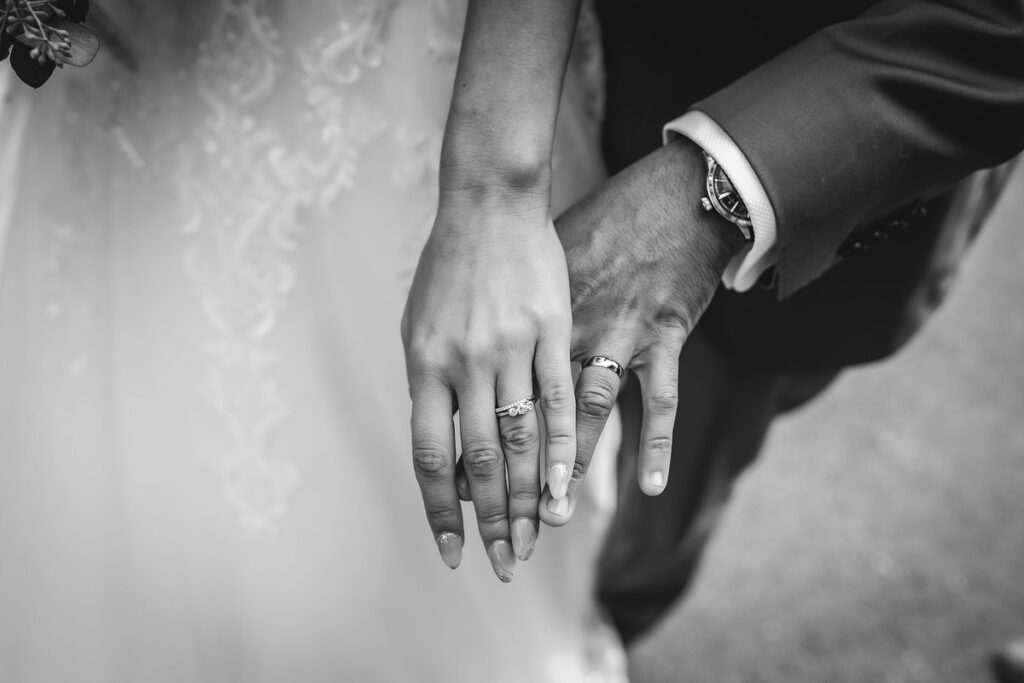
xmin=539 ymin=138 xmax=746 ymax=526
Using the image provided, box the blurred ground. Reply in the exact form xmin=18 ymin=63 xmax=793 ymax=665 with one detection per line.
xmin=630 ymin=164 xmax=1024 ymax=683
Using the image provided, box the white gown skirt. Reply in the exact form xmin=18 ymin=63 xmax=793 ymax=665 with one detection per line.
xmin=0 ymin=2 xmax=624 ymax=681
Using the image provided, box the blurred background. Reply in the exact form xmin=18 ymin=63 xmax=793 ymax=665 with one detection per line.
xmin=632 ymin=164 xmax=1024 ymax=682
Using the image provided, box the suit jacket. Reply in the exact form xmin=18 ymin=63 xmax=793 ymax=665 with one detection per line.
xmin=595 ymin=0 xmax=1024 ymax=371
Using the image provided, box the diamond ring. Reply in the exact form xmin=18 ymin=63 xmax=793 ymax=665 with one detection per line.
xmin=495 ymin=395 xmax=538 ymax=418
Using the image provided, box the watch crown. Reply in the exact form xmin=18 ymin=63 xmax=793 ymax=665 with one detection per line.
xmin=700 ymin=197 xmax=713 ymax=212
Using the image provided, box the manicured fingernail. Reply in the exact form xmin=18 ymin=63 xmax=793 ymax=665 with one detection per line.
xmin=436 ymin=532 xmax=463 ymax=570
xmin=546 ymin=495 xmax=570 ymax=517
xmin=647 ymin=470 xmax=666 ymax=492
xmin=487 ymin=540 xmax=516 ymax=583
xmin=511 ymin=518 xmax=537 ymax=561
xmin=548 ymin=463 xmax=571 ymax=500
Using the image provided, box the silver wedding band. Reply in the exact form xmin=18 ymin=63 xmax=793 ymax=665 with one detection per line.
xmin=495 ymin=395 xmax=537 ymax=418
xmin=582 ymin=355 xmax=626 ymax=380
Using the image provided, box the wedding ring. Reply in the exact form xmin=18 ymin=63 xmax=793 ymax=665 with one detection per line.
xmin=582 ymin=355 xmax=626 ymax=380
xmin=495 ymin=395 xmax=537 ymax=418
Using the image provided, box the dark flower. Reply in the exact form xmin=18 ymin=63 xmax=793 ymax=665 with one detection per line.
xmin=2 ymin=0 xmax=98 ymax=87
xmin=55 ymin=0 xmax=90 ymax=23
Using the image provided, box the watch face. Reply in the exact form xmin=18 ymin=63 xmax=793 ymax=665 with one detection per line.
xmin=711 ymin=167 xmax=749 ymax=221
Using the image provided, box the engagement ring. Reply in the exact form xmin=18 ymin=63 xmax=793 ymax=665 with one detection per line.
xmin=495 ymin=395 xmax=537 ymax=418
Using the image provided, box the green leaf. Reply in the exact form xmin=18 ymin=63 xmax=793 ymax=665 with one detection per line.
xmin=51 ymin=18 xmax=99 ymax=67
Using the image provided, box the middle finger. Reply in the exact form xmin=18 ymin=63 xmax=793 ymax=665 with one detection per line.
xmin=495 ymin=368 xmax=542 ymax=561
xmin=458 ymin=381 xmax=516 ymax=582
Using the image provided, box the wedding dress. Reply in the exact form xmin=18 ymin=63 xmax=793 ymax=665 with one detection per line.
xmin=0 ymin=2 xmax=624 ymax=681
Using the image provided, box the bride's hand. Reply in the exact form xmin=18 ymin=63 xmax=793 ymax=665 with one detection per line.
xmin=402 ymin=0 xmax=584 ymax=580
xmin=402 ymin=186 xmax=576 ymax=581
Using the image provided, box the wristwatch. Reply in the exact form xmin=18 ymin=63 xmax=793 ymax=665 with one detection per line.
xmin=699 ymin=152 xmax=754 ymax=243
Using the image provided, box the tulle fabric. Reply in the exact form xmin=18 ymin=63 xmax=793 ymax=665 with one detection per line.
xmin=0 ymin=1 xmax=624 ymax=681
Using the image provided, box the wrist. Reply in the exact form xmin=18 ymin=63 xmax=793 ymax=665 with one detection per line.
xmin=437 ymin=166 xmax=552 ymax=225
xmin=659 ymin=138 xmax=747 ymax=266
xmin=439 ymin=110 xmax=554 ymax=201
xmin=434 ymin=159 xmax=552 ymax=237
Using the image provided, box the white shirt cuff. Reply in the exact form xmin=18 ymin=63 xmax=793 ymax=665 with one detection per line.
xmin=663 ymin=111 xmax=778 ymax=292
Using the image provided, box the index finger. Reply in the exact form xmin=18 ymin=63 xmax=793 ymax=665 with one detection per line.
xmin=633 ymin=339 xmax=684 ymax=497
xmin=410 ymin=375 xmax=464 ymax=570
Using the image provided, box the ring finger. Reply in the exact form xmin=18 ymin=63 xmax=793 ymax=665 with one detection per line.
xmin=540 ymin=344 xmax=630 ymax=526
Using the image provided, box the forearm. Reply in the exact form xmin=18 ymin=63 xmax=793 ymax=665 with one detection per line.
xmin=698 ymin=0 xmax=1024 ymax=294
xmin=441 ymin=0 xmax=583 ymax=198
xmin=405 ymin=4 xmax=585 ymax=569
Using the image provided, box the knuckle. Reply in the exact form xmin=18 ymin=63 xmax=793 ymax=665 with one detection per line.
xmin=412 ymin=445 xmax=451 ymax=479
xmin=576 ymin=380 xmax=616 ymax=419
xmin=461 ymin=446 xmax=504 ymax=478
xmin=498 ymin=321 xmax=533 ymax=347
xmin=571 ymin=276 xmax=601 ymax=308
xmin=534 ymin=307 xmax=569 ymax=331
xmin=546 ymin=430 xmax=575 ymax=449
xmin=655 ymin=320 xmax=688 ymax=348
xmin=644 ymin=434 xmax=674 ymax=457
xmin=477 ymin=507 xmax=509 ymax=527
xmin=540 ymin=387 xmax=573 ymax=415
xmin=458 ymin=330 xmax=498 ymax=364
xmin=646 ymin=386 xmax=679 ymax=415
xmin=500 ymin=423 xmax=539 ymax=455
xmin=424 ymin=505 xmax=461 ymax=530
xmin=509 ymin=488 xmax=539 ymax=504
xmin=406 ymin=340 xmax=446 ymax=374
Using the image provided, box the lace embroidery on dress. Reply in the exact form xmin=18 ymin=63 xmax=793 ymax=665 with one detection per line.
xmin=9 ymin=3 xmax=629 ymax=678
xmin=180 ymin=0 xmax=393 ymax=533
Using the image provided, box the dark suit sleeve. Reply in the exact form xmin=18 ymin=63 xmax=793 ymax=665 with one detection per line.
xmin=695 ymin=0 xmax=1024 ymax=297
